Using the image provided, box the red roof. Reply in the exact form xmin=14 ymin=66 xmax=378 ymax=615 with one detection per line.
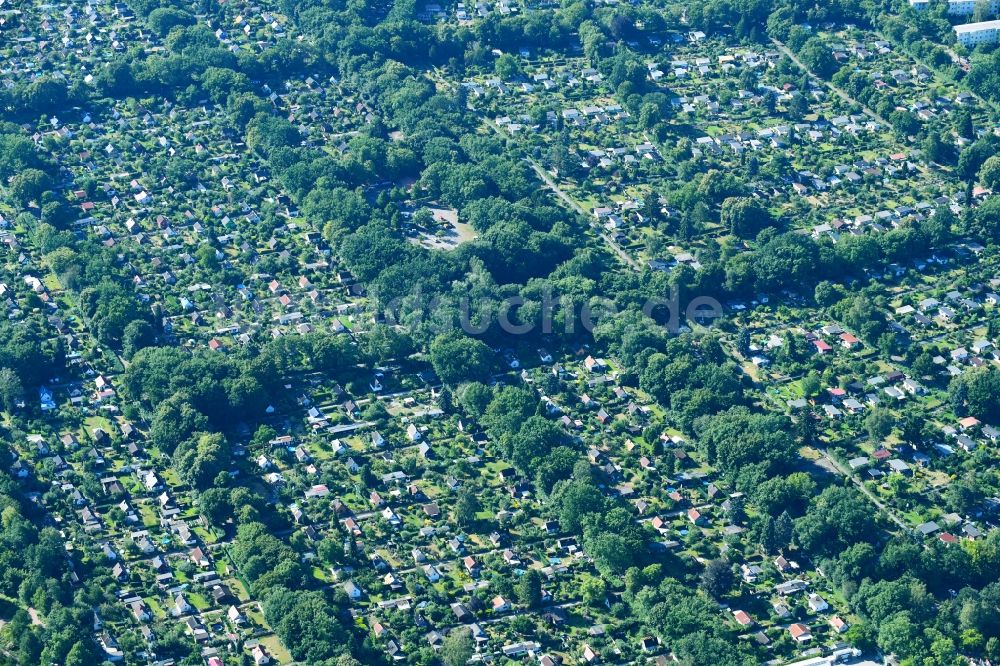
xmin=813 ymin=340 xmax=832 ymax=352
xmin=789 ymin=623 xmax=811 ymax=639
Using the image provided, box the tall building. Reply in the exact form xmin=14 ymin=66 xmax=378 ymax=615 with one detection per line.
xmin=954 ymin=19 xmax=1000 ymax=46
xmin=910 ymin=0 xmax=1000 ymax=15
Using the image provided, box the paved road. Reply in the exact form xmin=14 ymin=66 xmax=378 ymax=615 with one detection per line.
xmin=771 ymin=38 xmax=891 ymax=128
xmin=816 ymin=449 xmax=911 ymax=532
xmin=524 ymin=160 xmax=640 ymax=270
xmin=482 ymin=116 xmax=640 ymax=271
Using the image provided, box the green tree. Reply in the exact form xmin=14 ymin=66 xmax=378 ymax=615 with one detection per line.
xmin=441 ymin=627 xmax=474 ymax=666
xmin=923 ymin=131 xmax=953 ymax=165
xmin=580 ymin=575 xmax=607 ymax=606
xmin=801 ymin=372 xmax=821 ymax=399
xmin=955 ymin=108 xmax=975 ymax=140
xmin=261 ymin=588 xmax=349 ymax=662
xmin=720 ymin=196 xmax=774 ymax=238
xmin=550 ymin=479 xmax=606 ymax=532
xmin=197 ymin=488 xmax=233 ymax=527
xmin=494 ymin=53 xmax=522 ymax=80
xmin=456 ymin=382 xmax=492 ymax=417
xmin=889 ymin=110 xmax=921 ymax=138
xmin=0 ymin=368 xmax=24 ymax=413
xmin=945 ymin=477 xmax=983 ymax=515
xmin=173 ymin=432 xmax=231 ymax=490
xmin=147 ymin=7 xmax=195 ymax=36
xmin=582 ymin=507 xmax=647 ymax=576
xmin=10 ymin=168 xmax=51 ymax=207
xmin=517 ymin=569 xmax=543 ymax=608
xmin=798 ymin=38 xmax=839 ymax=78
xmin=951 ymin=366 xmax=1000 ymax=422
xmin=865 ymin=408 xmax=894 ymax=442
xmin=363 ymin=324 xmax=413 ymax=364
xmin=453 ymin=486 xmax=481 ymax=529
xmin=63 ymin=641 xmax=96 ymax=666
xmin=699 ymin=558 xmax=735 ymax=600
xmin=795 ymin=486 xmax=876 ymax=555
xmin=510 ymin=416 xmax=563 ymax=472
xmin=980 ymin=155 xmax=1000 ymax=190
xmin=121 ymin=320 xmax=156 ymax=359
xmin=149 ymin=395 xmax=209 ymax=453
xmin=429 ymin=332 xmax=492 ymax=385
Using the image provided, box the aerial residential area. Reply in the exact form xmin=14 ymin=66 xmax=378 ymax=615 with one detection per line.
xmin=1 ymin=0 xmax=1000 ymax=665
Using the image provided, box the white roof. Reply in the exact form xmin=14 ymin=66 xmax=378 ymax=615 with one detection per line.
xmin=955 ymin=20 xmax=1000 ymax=33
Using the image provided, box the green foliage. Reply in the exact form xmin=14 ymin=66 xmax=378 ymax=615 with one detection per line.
xmin=429 ymin=332 xmax=493 ymax=385
xmin=10 ymin=168 xmax=52 ymax=207
xmin=494 ymin=53 xmax=522 ymax=79
xmin=699 ymin=558 xmax=735 ymax=600
xmin=752 ymin=472 xmax=815 ymax=516
xmin=517 ymin=569 xmax=543 ymax=608
xmin=981 ymin=155 xmax=1000 ymax=191
xmin=509 ymin=416 xmax=564 ymax=473
xmin=752 ymin=232 xmax=820 ymax=293
xmin=121 ymin=320 xmax=156 ymax=359
xmin=124 ymin=346 xmax=271 ymax=428
xmin=795 ymin=486 xmax=876 ymax=556
xmin=533 ymin=446 xmax=579 ymax=494
xmin=0 ymin=133 xmax=49 ymax=178
xmin=173 ymin=432 xmax=231 ymax=489
xmin=583 ymin=506 xmax=648 ymax=576
xmin=453 ymin=486 xmax=481 ymax=529
xmin=79 ymin=280 xmax=149 ymax=348
xmin=889 ymin=109 xmax=921 ymax=138
xmin=0 ymin=368 xmax=24 ymax=413
xmin=950 ymin=366 xmax=1000 ymax=423
xmin=549 ymin=479 xmax=607 ymax=532
xmin=797 ymin=38 xmax=840 ymax=78
xmin=720 ymin=196 xmax=775 ymax=238
xmin=262 ymin=588 xmax=352 ymax=662
xmin=0 ymin=321 xmax=63 ymax=388
xmin=482 ymin=385 xmax=537 ymax=439
xmin=694 ymin=407 xmax=796 ymax=489
xmin=967 ymin=196 xmax=1000 ymax=244
xmin=231 ymin=523 xmax=308 ymax=593
xmin=246 ymin=114 xmax=303 ymax=157
xmin=146 ymin=7 xmax=195 ymax=36
xmin=441 ymin=628 xmax=474 ymax=666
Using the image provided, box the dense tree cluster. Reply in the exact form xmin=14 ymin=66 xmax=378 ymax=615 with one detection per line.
xmin=694 ymin=407 xmax=798 ymax=490
xmin=0 ymin=0 xmax=995 ymax=661
xmin=123 ymin=346 xmax=271 ymax=437
xmin=0 ymin=467 xmax=100 ymax=665
xmin=950 ymin=366 xmax=1000 ymax=424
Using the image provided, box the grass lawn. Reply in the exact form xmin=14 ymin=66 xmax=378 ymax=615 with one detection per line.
xmin=257 ymin=634 xmax=294 ymax=664
xmin=139 ymin=504 xmax=159 ymax=528
xmin=83 ymin=415 xmax=115 ymax=436
xmin=189 ymin=592 xmax=212 ymax=611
